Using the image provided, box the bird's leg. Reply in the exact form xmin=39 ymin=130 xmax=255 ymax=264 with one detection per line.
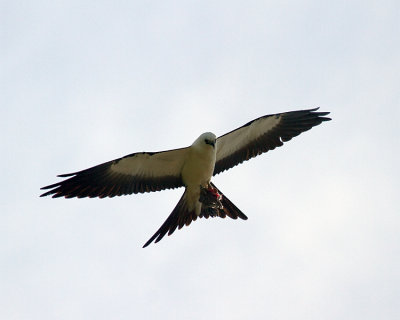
xmin=199 ymin=184 xmax=223 ymax=210
xmin=206 ymin=183 xmax=222 ymax=201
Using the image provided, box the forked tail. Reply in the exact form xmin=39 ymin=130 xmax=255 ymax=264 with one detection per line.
xmin=142 ymin=182 xmax=248 ymax=248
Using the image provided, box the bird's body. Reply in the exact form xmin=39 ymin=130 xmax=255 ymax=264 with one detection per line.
xmin=41 ymin=108 xmax=331 ymax=247
xmin=181 ymin=133 xmax=217 ymax=215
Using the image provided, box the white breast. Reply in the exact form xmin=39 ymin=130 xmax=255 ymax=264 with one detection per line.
xmin=181 ymin=145 xmax=216 ymax=188
xmin=180 ymin=143 xmax=216 ymax=215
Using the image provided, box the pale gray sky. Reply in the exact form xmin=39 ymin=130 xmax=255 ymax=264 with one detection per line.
xmin=1 ymin=1 xmax=399 ymax=319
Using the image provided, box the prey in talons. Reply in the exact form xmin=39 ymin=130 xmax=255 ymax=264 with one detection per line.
xmin=199 ymin=184 xmax=223 ymax=212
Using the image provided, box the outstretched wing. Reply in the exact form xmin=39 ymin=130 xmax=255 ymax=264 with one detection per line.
xmin=40 ymin=148 xmax=189 ymax=198
xmin=214 ymin=108 xmax=331 ymax=175
xmin=142 ymin=183 xmax=247 ymax=248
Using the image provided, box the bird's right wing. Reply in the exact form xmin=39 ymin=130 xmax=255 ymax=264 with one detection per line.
xmin=40 ymin=147 xmax=189 ymax=198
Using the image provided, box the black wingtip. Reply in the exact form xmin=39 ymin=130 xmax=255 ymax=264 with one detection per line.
xmin=57 ymin=172 xmax=76 ymax=178
xmin=40 ymin=181 xmax=62 ymax=197
xmin=39 ymin=188 xmax=54 ymax=197
xmin=308 ymin=107 xmax=331 ymax=120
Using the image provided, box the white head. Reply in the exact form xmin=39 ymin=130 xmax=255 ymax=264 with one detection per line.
xmin=192 ymin=132 xmax=217 ymax=148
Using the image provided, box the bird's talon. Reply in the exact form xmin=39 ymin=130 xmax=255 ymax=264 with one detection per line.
xmin=199 ymin=185 xmax=223 ymax=209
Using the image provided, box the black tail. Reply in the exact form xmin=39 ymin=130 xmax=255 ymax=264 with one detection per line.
xmin=142 ymin=183 xmax=247 ymax=248
xmin=142 ymin=190 xmax=195 ymax=248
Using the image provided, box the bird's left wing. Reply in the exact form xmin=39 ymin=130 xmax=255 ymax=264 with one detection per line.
xmin=40 ymin=147 xmax=189 ymax=198
xmin=214 ymin=108 xmax=331 ymax=175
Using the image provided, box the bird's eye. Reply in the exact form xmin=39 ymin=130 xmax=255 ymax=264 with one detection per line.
xmin=204 ymin=139 xmax=215 ymax=147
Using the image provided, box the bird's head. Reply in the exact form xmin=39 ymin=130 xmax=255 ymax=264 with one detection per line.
xmin=193 ymin=132 xmax=217 ymax=148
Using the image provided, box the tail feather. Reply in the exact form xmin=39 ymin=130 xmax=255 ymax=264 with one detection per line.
xmin=142 ymin=190 xmax=195 ymax=248
xmin=208 ymin=182 xmax=248 ymax=220
xmin=142 ymin=183 xmax=248 ymax=248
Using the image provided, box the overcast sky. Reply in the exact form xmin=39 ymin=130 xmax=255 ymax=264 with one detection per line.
xmin=1 ymin=1 xmax=399 ymax=319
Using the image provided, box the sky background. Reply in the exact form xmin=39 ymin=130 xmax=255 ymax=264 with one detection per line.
xmin=1 ymin=1 xmax=399 ymax=319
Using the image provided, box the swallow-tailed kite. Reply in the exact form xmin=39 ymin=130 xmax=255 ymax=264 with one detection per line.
xmin=41 ymin=108 xmax=331 ymax=247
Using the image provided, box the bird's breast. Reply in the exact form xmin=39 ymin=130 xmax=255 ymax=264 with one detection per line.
xmin=181 ymin=147 xmax=216 ymax=188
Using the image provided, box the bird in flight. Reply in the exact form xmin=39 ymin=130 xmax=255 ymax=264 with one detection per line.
xmin=41 ymin=108 xmax=331 ymax=247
